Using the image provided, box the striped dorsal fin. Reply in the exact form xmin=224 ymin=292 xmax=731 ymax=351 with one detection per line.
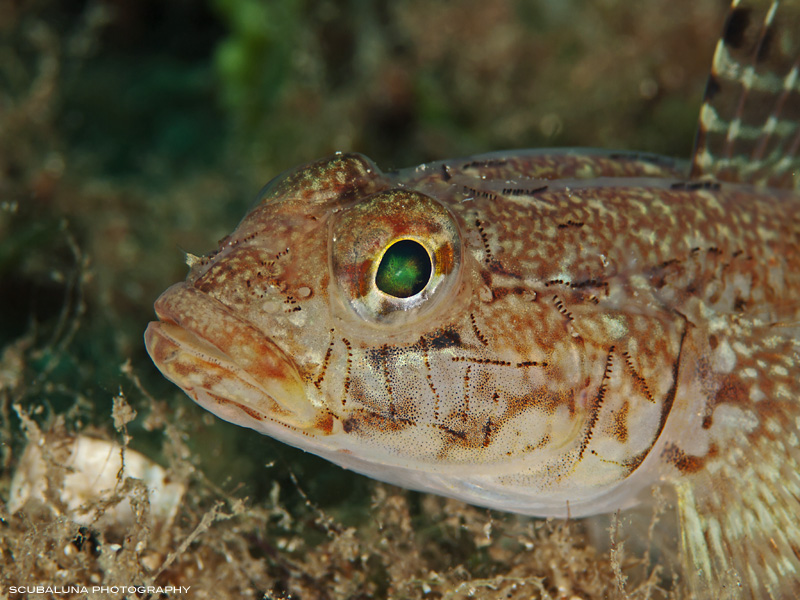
xmin=690 ymin=0 xmax=800 ymax=189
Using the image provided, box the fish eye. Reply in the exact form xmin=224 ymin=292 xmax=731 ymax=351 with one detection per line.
xmin=375 ymin=239 xmax=432 ymax=298
xmin=331 ymin=189 xmax=462 ymax=326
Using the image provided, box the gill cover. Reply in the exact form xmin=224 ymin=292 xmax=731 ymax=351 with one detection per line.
xmin=330 ymin=189 xmax=463 ymax=326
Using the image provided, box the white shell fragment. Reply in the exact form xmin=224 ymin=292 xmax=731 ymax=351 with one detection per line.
xmin=8 ymin=435 xmax=184 ymax=529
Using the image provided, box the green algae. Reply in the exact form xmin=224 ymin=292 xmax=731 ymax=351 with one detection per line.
xmin=0 ymin=0 xmax=725 ymax=598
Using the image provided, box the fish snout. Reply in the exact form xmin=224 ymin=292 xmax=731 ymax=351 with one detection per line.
xmin=144 ymin=284 xmax=318 ymax=431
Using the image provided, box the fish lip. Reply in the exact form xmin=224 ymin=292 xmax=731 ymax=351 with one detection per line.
xmin=144 ymin=283 xmax=317 ymax=430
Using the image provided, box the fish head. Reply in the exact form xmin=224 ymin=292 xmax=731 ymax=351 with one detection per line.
xmin=144 ymin=153 xmax=467 ymax=436
xmin=144 ymin=153 xmax=391 ymax=433
xmin=146 ymin=152 xmax=678 ymax=517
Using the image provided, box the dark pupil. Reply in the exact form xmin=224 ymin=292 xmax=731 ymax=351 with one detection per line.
xmin=375 ymin=239 xmax=431 ymax=298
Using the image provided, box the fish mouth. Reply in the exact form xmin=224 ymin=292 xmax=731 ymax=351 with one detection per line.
xmin=144 ymin=284 xmax=318 ymax=431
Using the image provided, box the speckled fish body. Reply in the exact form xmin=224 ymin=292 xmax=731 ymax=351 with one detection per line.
xmin=146 ymin=2 xmax=800 ymax=597
xmin=146 ymin=148 xmax=798 ymax=509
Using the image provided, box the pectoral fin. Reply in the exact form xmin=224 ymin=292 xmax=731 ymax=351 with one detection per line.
xmin=675 ymin=323 xmax=800 ymax=598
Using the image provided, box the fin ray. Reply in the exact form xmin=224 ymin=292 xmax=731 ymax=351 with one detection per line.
xmin=691 ymin=0 xmax=800 ymax=189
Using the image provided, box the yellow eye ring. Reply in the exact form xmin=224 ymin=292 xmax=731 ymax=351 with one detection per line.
xmin=331 ymin=188 xmax=462 ymax=326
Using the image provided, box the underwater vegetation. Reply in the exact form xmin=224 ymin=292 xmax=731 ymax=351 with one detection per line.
xmin=0 ymin=0 xmax=727 ymax=598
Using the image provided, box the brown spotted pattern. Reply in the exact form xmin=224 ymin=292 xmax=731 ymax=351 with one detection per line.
xmin=145 ymin=3 xmax=800 ymax=594
xmin=146 ymin=149 xmax=798 ymax=519
xmin=147 ymin=140 xmax=800 ymax=600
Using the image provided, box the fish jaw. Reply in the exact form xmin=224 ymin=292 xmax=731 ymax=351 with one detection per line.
xmin=144 ymin=282 xmax=319 ymax=433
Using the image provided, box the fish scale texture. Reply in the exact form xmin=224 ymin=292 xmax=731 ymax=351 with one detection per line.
xmin=146 ymin=2 xmax=800 ymax=597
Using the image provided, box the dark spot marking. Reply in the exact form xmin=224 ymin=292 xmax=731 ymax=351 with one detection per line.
xmin=314 ymin=411 xmax=335 ymax=435
xmin=441 ymin=163 xmax=452 ymax=181
xmin=313 ymin=330 xmax=335 ymax=390
xmin=523 ymin=433 xmax=551 ymax=453
xmin=703 ymin=75 xmax=721 ymax=101
xmin=723 ymin=7 xmax=751 ymax=50
xmin=621 ymin=351 xmax=655 ymax=403
xmin=364 ymin=344 xmax=390 ymax=372
xmin=463 ymin=185 xmax=498 ymax=201
xmin=545 ymin=279 xmax=567 ymax=287
xmin=482 ymin=417 xmax=494 ymax=448
xmin=552 ymin=295 xmax=575 ymax=322
xmin=341 ymin=410 xmax=415 ymax=435
xmin=703 ymin=374 xmax=749 ymax=429
xmin=546 ymin=278 xmax=609 ymax=296
xmin=755 ymin=23 xmax=775 ymax=63
xmin=452 ymin=356 xmax=511 ymax=366
xmin=610 ymin=400 xmax=629 ymax=443
xmin=239 ymin=404 xmax=264 ymax=421
xmin=578 ymin=347 xmax=614 ymax=459
xmin=661 ymin=442 xmax=712 ymax=474
xmin=474 ymin=217 xmax=495 ymax=265
xmin=573 ymin=278 xmax=610 ymax=293
xmin=502 ymin=185 xmax=548 ymax=196
xmin=557 ymin=220 xmax=584 ymax=229
xmin=470 ymin=313 xmax=488 ymax=346
xmin=450 ymin=356 xmax=547 ymax=368
xmin=618 ymin=448 xmax=649 ymax=475
xmin=341 ymin=337 xmax=352 ymax=404
xmin=437 ymin=423 xmax=468 ymax=441
xmin=425 ymin=327 xmax=463 ymax=351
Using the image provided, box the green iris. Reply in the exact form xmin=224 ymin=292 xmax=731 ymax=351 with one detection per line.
xmin=375 ymin=239 xmax=431 ymax=298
